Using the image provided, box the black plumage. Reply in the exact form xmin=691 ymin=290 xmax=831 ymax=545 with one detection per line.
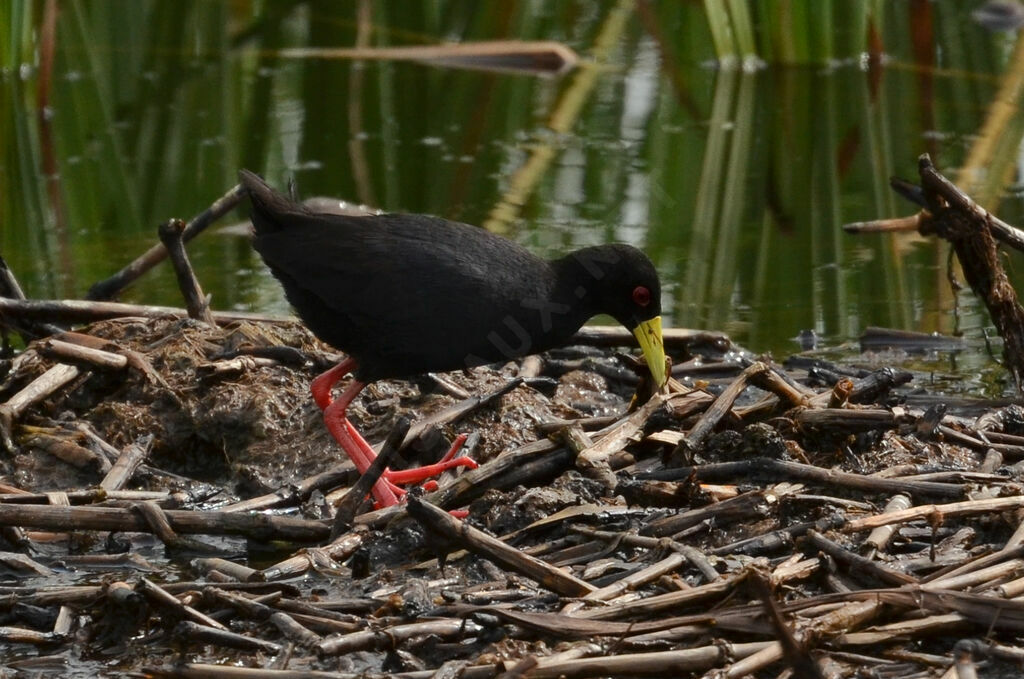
xmin=241 ymin=169 xmax=666 ymax=509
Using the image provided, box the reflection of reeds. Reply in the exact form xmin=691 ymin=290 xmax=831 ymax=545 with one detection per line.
xmin=957 ymin=33 xmax=1024 ymax=208
xmin=703 ymin=0 xmax=756 ymax=67
xmin=3 ymin=2 xmax=251 ymax=302
xmin=685 ymin=68 xmax=739 ymax=328
xmin=658 ymin=60 xmax=928 ymax=349
xmin=347 ymin=0 xmax=375 ymax=208
xmin=483 ymin=0 xmax=633 ymax=234
xmin=2 ymin=2 xmax=54 ymax=296
xmin=38 ymin=0 xmax=75 ymax=296
xmin=706 ymin=1 xmax=875 ymax=65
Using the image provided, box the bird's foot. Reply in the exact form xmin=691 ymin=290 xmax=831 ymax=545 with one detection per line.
xmin=382 ymin=433 xmax=479 ymax=485
xmin=371 ymin=433 xmax=477 ymax=517
xmin=323 ymin=406 xmax=474 ymax=513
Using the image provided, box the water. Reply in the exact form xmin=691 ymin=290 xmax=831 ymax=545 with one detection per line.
xmin=3 ymin=1 xmax=1024 ymax=384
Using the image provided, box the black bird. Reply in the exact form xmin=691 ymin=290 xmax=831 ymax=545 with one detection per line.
xmin=240 ymin=170 xmax=666 ymax=508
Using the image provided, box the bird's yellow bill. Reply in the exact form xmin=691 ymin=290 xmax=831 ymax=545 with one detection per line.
xmin=633 ymin=315 xmax=667 ymax=387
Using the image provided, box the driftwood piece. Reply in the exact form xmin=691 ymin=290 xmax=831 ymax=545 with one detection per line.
xmin=805 ymin=529 xmax=916 ymax=587
xmin=862 ymin=494 xmax=913 ymax=558
xmin=846 ymin=496 xmax=1024 ymax=532
xmin=133 ymin=501 xmax=220 ymax=553
xmin=406 ymin=497 xmax=595 ymax=597
xmin=204 ymin=588 xmax=322 ymax=647
xmin=0 ymin=254 xmax=26 ymax=301
xmin=50 ymin=331 xmax=171 ymax=389
xmin=673 ymin=362 xmax=767 ymax=462
xmin=191 ymin=558 xmax=260 ymax=583
xmin=219 ymin=463 xmax=355 ymax=514
xmin=0 ymin=488 xmax=174 ymax=505
xmin=0 ymin=504 xmax=329 ymax=542
xmin=158 ymin=218 xmax=215 ymax=325
xmin=748 ymin=362 xmax=814 ymax=407
xmin=138 ymin=577 xmax=227 ymax=631
xmin=0 ymin=363 xmax=82 ymax=451
xmin=0 ymin=254 xmax=61 ymax=341
xmin=563 ymin=551 xmax=688 ymax=615
xmin=0 ymin=297 xmax=283 ymax=327
xmin=641 ymin=458 xmax=966 ymax=500
xmin=277 ymin=40 xmax=580 ymax=75
xmin=923 ymin=543 xmax=1024 ymax=585
xmin=259 ymin=530 xmax=365 ymax=581
xmin=39 ymin=338 xmax=128 ymax=370
xmin=845 ymin=153 xmax=1024 ymax=388
xmin=100 ymin=435 xmax=153 ymax=491
xmin=571 ymin=572 xmax=743 ymax=620
xmin=317 ymin=618 xmax=482 ymax=657
xmin=643 ymin=484 xmax=802 ymax=538
xmin=0 ymin=551 xmax=54 ymax=576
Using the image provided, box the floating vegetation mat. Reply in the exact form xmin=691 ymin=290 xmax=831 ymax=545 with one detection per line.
xmin=0 ymin=308 xmax=1022 ymax=678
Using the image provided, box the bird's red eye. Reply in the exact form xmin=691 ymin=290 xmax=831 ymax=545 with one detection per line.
xmin=632 ymin=286 xmax=651 ymax=307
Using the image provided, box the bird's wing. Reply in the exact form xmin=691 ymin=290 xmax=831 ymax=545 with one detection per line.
xmin=254 ymin=214 xmax=553 ymax=370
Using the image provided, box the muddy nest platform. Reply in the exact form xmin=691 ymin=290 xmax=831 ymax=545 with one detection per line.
xmin=0 ymin=312 xmax=1023 ymax=677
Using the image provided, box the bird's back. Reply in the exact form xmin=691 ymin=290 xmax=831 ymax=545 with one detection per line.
xmin=241 ymin=171 xmax=565 ymax=380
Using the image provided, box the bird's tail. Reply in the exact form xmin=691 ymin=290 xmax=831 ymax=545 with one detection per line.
xmin=239 ymin=169 xmax=306 ymax=234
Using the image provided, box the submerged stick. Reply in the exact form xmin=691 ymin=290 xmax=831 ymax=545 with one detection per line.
xmin=138 ymin=578 xmax=226 ymax=631
xmin=173 ymin=620 xmax=281 ymax=654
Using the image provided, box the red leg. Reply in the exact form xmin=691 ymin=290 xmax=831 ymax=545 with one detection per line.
xmin=311 ymin=357 xmax=357 ymax=410
xmin=312 ymin=359 xmax=477 ymax=510
xmin=322 ymin=378 xmax=405 ymax=507
xmin=322 ymin=378 xmax=372 ymax=470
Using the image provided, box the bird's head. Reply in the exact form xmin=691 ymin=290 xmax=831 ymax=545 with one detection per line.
xmin=566 ymin=244 xmax=667 ymax=387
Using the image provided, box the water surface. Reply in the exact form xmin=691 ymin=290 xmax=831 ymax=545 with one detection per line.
xmin=3 ymin=1 xmax=1024 ymax=389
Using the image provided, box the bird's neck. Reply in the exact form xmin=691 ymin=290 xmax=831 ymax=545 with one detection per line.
xmin=548 ymin=249 xmax=612 ymax=327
